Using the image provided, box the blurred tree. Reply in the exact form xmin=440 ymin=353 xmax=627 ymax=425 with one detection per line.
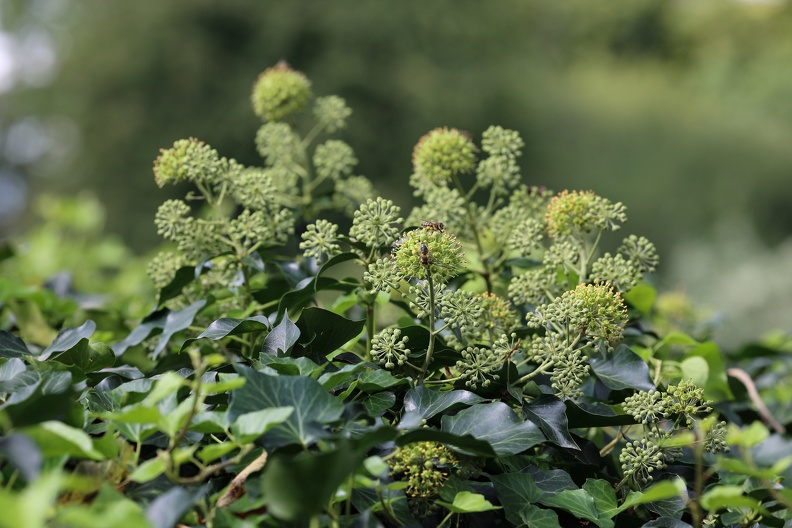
xmin=5 ymin=0 xmax=792 ymax=260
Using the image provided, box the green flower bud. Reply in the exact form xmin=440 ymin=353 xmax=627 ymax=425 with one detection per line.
xmin=300 ymin=219 xmax=341 ymax=263
xmin=371 ymin=327 xmax=410 ymax=369
xmin=349 ymin=197 xmax=403 ymax=248
xmin=251 ymin=61 xmax=311 ymax=122
xmin=545 ymin=190 xmax=627 ymax=239
xmin=393 ymin=227 xmax=465 ymax=283
xmin=153 ymin=138 xmax=228 ymax=188
xmin=412 ymin=127 xmax=476 ymax=186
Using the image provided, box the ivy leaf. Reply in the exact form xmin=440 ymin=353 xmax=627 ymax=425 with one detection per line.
xmin=145 ymin=485 xmax=208 ymax=528
xmin=257 ymin=355 xmax=322 ymax=377
xmin=491 ymin=473 xmax=543 ymax=526
xmin=0 ymin=331 xmax=31 ymax=359
xmin=295 ymin=307 xmax=365 ymax=360
xmin=261 ymin=315 xmax=300 ymax=356
xmin=526 ymin=467 xmax=578 ymax=496
xmin=51 ymin=340 xmax=115 ymax=375
xmin=0 ymin=434 xmax=43 ymax=482
xmin=435 ymin=491 xmax=501 ymax=513
xmin=538 ymin=489 xmax=604 ymax=527
xmin=685 ymin=341 xmax=734 ymax=401
xmin=590 ymin=344 xmax=654 ymax=391
xmin=396 ymin=428 xmax=496 ymax=458
xmin=153 ymin=299 xmax=207 ymax=358
xmin=195 ymin=315 xmax=270 ymax=341
xmin=39 ymin=320 xmax=96 ymax=360
xmin=442 ymin=402 xmax=546 ymax=456
xmin=229 ymin=365 xmax=344 ymax=447
xmin=23 ymin=420 xmax=105 ymax=460
xmin=565 ymin=400 xmax=635 ymax=428
xmin=403 ymin=386 xmax=485 ymax=421
xmin=524 ymin=395 xmax=579 ymax=450
xmin=231 ymin=407 xmax=295 ymax=442
xmin=0 ymin=368 xmax=74 ymax=427
xmin=519 ymin=504 xmax=561 ymax=528
xmin=583 ymin=479 xmax=619 ymax=519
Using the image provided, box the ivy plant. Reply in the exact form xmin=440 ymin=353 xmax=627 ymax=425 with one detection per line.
xmin=0 ymin=63 xmax=790 ymax=528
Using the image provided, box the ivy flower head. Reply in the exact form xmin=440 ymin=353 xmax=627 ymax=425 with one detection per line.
xmin=313 ymin=139 xmax=357 ymax=182
xmin=411 ymin=127 xmax=476 ymax=188
xmin=528 ymin=282 xmax=628 ymax=345
xmin=620 ymin=438 xmax=666 ymax=488
xmin=371 ymin=327 xmax=410 ymax=369
xmin=153 ymin=138 xmax=228 ymax=188
xmin=300 ymin=219 xmax=341 ymax=263
xmin=392 ymin=227 xmax=465 ymax=283
xmin=312 ymin=95 xmax=352 ymax=133
xmin=545 ymin=190 xmax=627 ymax=239
xmin=331 ymin=175 xmax=376 ymax=216
xmin=154 ymin=199 xmax=193 ymax=242
xmin=349 ymin=197 xmax=403 ymax=248
xmin=251 ymin=61 xmax=311 ymax=122
xmin=481 ymin=125 xmax=524 ymax=160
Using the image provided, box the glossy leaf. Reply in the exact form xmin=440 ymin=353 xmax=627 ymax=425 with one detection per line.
xmin=519 ymin=504 xmax=561 ymax=528
xmin=435 ymin=491 xmax=500 ymax=513
xmin=590 ymin=344 xmax=654 ymax=391
xmin=194 ymin=315 xmax=270 ymax=340
xmin=403 ymin=386 xmax=485 ymax=421
xmin=153 ymin=299 xmax=207 ymax=358
xmin=229 ymin=365 xmax=344 ymax=447
xmin=442 ymin=402 xmax=546 ymax=456
xmin=39 ymin=320 xmax=96 ymax=360
xmin=396 ymin=428 xmax=497 ymax=458
xmin=0 ymin=331 xmax=31 ymax=358
xmin=261 ymin=315 xmax=300 ymax=355
xmin=491 ymin=473 xmax=543 ymax=526
xmin=145 ymin=485 xmax=208 ymax=528
xmin=295 ymin=307 xmax=365 ymax=359
xmin=524 ymin=394 xmax=579 ymax=450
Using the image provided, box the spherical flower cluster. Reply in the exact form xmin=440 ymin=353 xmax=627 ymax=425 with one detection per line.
xmin=528 ymin=283 xmax=628 ymax=345
xmin=153 ymin=138 xmax=228 ymax=188
xmin=312 ymin=95 xmax=352 ymax=133
xmin=704 ymin=420 xmax=730 ymax=454
xmin=147 ymin=251 xmax=187 ymax=290
xmin=349 ymin=197 xmax=403 ymax=248
xmin=154 ymin=199 xmax=192 ymax=242
xmin=620 ymin=438 xmax=666 ymax=488
xmin=312 ymin=140 xmax=357 ymax=182
xmin=392 ymin=228 xmax=465 ymax=283
xmin=479 ymin=293 xmax=520 ymax=336
xmin=251 ymin=61 xmax=311 ymax=122
xmin=619 ymin=235 xmax=659 ymax=274
xmin=405 ymin=187 xmax=468 ymax=236
xmin=439 ymin=289 xmax=484 ymax=333
xmin=364 ymin=258 xmax=402 ymax=294
xmin=371 ymin=327 xmax=410 ymax=369
xmin=411 ymin=127 xmax=476 ymax=187
xmin=230 ymin=168 xmax=279 ymax=211
xmin=623 ymin=389 xmax=669 ymax=424
xmin=667 ymin=379 xmax=713 ymax=427
xmin=507 ymin=267 xmax=559 ymax=307
xmin=590 ymin=253 xmax=641 ymax=292
xmin=506 ymin=218 xmax=544 ymax=256
xmin=456 ymin=345 xmax=503 ymax=388
xmin=545 ymin=190 xmax=627 ymax=239
xmin=480 ymin=125 xmax=524 ymax=159
xmin=389 ymin=442 xmax=457 ymax=501
xmin=227 ymin=208 xmax=294 ymax=254
xmin=549 ymin=346 xmax=589 ymax=400
xmin=255 ymin=122 xmax=301 ymax=167
xmin=300 ymin=219 xmax=341 ymax=263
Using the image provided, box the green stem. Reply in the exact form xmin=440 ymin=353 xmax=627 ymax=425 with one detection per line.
xmin=515 ymin=357 xmax=555 ymax=384
xmin=417 ymin=273 xmax=437 ymax=386
xmin=451 ymin=173 xmax=493 ymax=292
xmin=365 ymin=303 xmax=375 ymax=361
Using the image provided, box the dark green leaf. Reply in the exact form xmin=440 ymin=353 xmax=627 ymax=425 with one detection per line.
xmin=519 ymin=504 xmax=561 ymax=528
xmin=357 ymin=368 xmax=407 ymax=391
xmin=195 ymin=315 xmax=270 ymax=340
xmin=565 ymin=400 xmax=635 ymax=428
xmin=361 ymin=391 xmax=396 ymax=416
xmin=156 ymin=261 xmax=210 ymax=307
xmin=145 ymin=485 xmax=207 ymax=528
xmin=262 ymin=443 xmax=360 ymax=522
xmin=403 ymin=386 xmax=485 ymax=421
xmin=229 ymin=365 xmax=344 ymax=447
xmin=583 ymin=479 xmax=619 ymax=519
xmin=0 ymin=369 xmax=74 ymax=427
xmin=396 ymin=428 xmax=497 ymax=458
xmin=51 ymin=339 xmax=115 ymax=374
xmin=491 ymin=473 xmax=543 ymax=526
xmin=261 ymin=315 xmax=299 ymax=355
xmin=112 ymin=310 xmax=169 ymax=357
xmin=0 ymin=331 xmax=31 ymax=358
xmin=590 ymin=344 xmax=654 ymax=391
xmin=442 ymin=402 xmax=546 ymax=456
xmin=295 ymin=307 xmax=365 ymax=359
xmin=641 ymin=519 xmax=693 ymax=528
xmin=153 ymin=299 xmax=207 ymax=357
xmin=40 ymin=320 xmax=96 ymax=360
xmin=524 ymin=394 xmax=579 ymax=450
xmin=526 ymin=467 xmax=578 ymax=496
xmin=257 ymin=354 xmax=322 ymax=377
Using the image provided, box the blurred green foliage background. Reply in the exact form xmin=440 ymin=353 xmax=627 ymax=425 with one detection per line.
xmin=2 ymin=0 xmax=792 ymax=344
